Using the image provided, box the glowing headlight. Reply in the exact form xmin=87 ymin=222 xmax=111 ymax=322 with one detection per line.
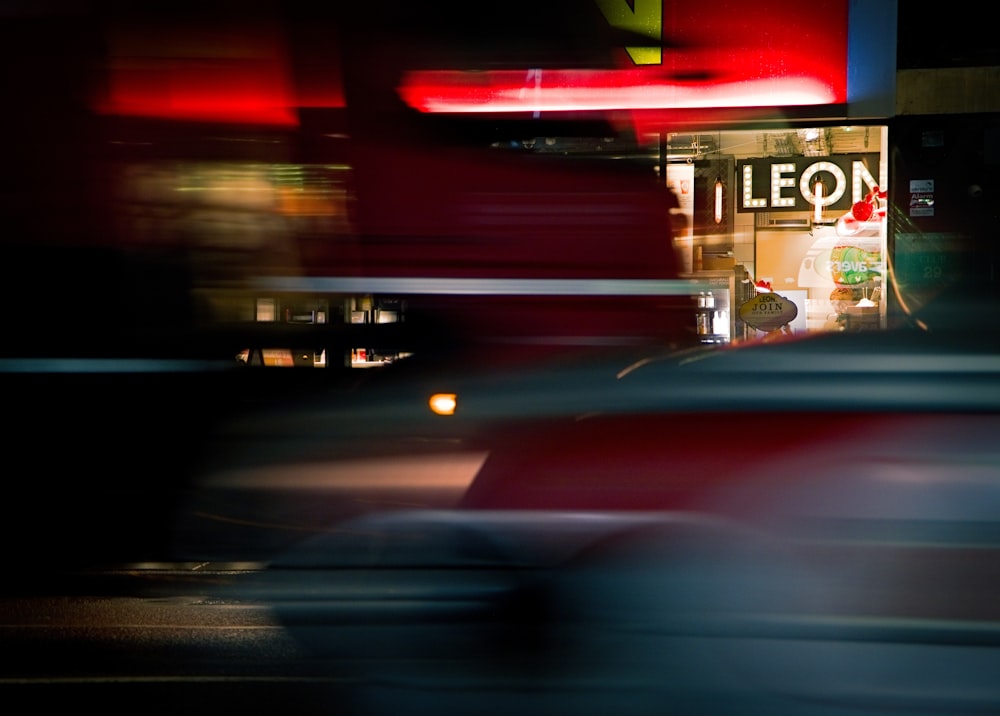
xmin=428 ymin=393 xmax=457 ymax=416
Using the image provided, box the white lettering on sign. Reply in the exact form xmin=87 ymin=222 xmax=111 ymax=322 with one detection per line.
xmin=771 ymin=162 xmax=796 ymax=208
xmin=800 ymin=161 xmax=847 ymax=207
xmin=742 ymin=163 xmax=767 ymax=208
xmin=830 ymin=259 xmax=868 ymax=273
xmin=741 ymin=159 xmax=880 ymax=210
xmin=738 ymin=292 xmax=798 ymax=332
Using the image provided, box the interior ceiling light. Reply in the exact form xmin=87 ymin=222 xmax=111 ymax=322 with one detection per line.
xmin=714 ymin=177 xmax=723 ymax=224
xmin=814 ymin=179 xmax=824 ymax=224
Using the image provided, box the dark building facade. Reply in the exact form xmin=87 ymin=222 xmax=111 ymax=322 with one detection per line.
xmin=888 ymin=6 xmax=1000 ymax=322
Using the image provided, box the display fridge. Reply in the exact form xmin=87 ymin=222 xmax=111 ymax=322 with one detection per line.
xmin=681 ymin=264 xmax=754 ymax=344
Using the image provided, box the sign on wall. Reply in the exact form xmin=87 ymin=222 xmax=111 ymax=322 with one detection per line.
xmin=736 ymin=154 xmax=881 ymax=213
xmin=738 ymin=292 xmax=799 ymax=333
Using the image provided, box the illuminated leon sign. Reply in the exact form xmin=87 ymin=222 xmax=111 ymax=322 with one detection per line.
xmin=398 ymin=0 xmax=852 ymax=116
xmin=737 ymin=155 xmax=882 ymax=213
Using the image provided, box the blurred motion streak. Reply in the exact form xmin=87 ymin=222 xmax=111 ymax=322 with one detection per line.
xmin=202 ymin=451 xmax=487 ymax=492
xmin=97 ymin=16 xmax=301 ymax=126
xmin=67 ymin=0 xmax=860 ymax=363
xmin=398 ymin=71 xmax=837 ymax=113
xmin=211 ymin=313 xmax=1000 ymax=716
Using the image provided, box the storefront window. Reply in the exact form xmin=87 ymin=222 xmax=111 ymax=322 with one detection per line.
xmin=661 ymin=126 xmax=889 ymax=341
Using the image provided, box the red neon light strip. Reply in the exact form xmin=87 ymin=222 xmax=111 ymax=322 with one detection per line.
xmin=398 ymin=68 xmax=836 ymax=114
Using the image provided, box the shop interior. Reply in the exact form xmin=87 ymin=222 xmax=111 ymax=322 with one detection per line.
xmin=659 ymin=125 xmax=888 ymax=342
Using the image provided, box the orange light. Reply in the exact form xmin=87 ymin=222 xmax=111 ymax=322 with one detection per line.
xmin=714 ymin=178 xmax=723 ymax=224
xmin=429 ymin=393 xmax=458 ymax=416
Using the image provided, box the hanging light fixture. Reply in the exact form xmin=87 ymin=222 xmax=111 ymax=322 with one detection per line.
xmin=813 ymin=178 xmax=825 ymax=224
xmin=714 ymin=176 xmax=723 ymax=224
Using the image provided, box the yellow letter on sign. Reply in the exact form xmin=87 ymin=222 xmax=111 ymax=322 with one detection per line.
xmin=595 ymin=0 xmax=663 ymax=66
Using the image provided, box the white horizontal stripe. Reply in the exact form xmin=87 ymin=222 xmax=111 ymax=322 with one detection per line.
xmin=253 ymin=276 xmax=711 ymax=296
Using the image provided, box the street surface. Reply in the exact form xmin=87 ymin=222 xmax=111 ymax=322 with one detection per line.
xmin=0 ymin=566 xmax=364 ymax=715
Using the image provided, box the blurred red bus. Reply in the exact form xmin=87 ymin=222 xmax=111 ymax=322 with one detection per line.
xmin=93 ymin=2 xmax=699 ymax=364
